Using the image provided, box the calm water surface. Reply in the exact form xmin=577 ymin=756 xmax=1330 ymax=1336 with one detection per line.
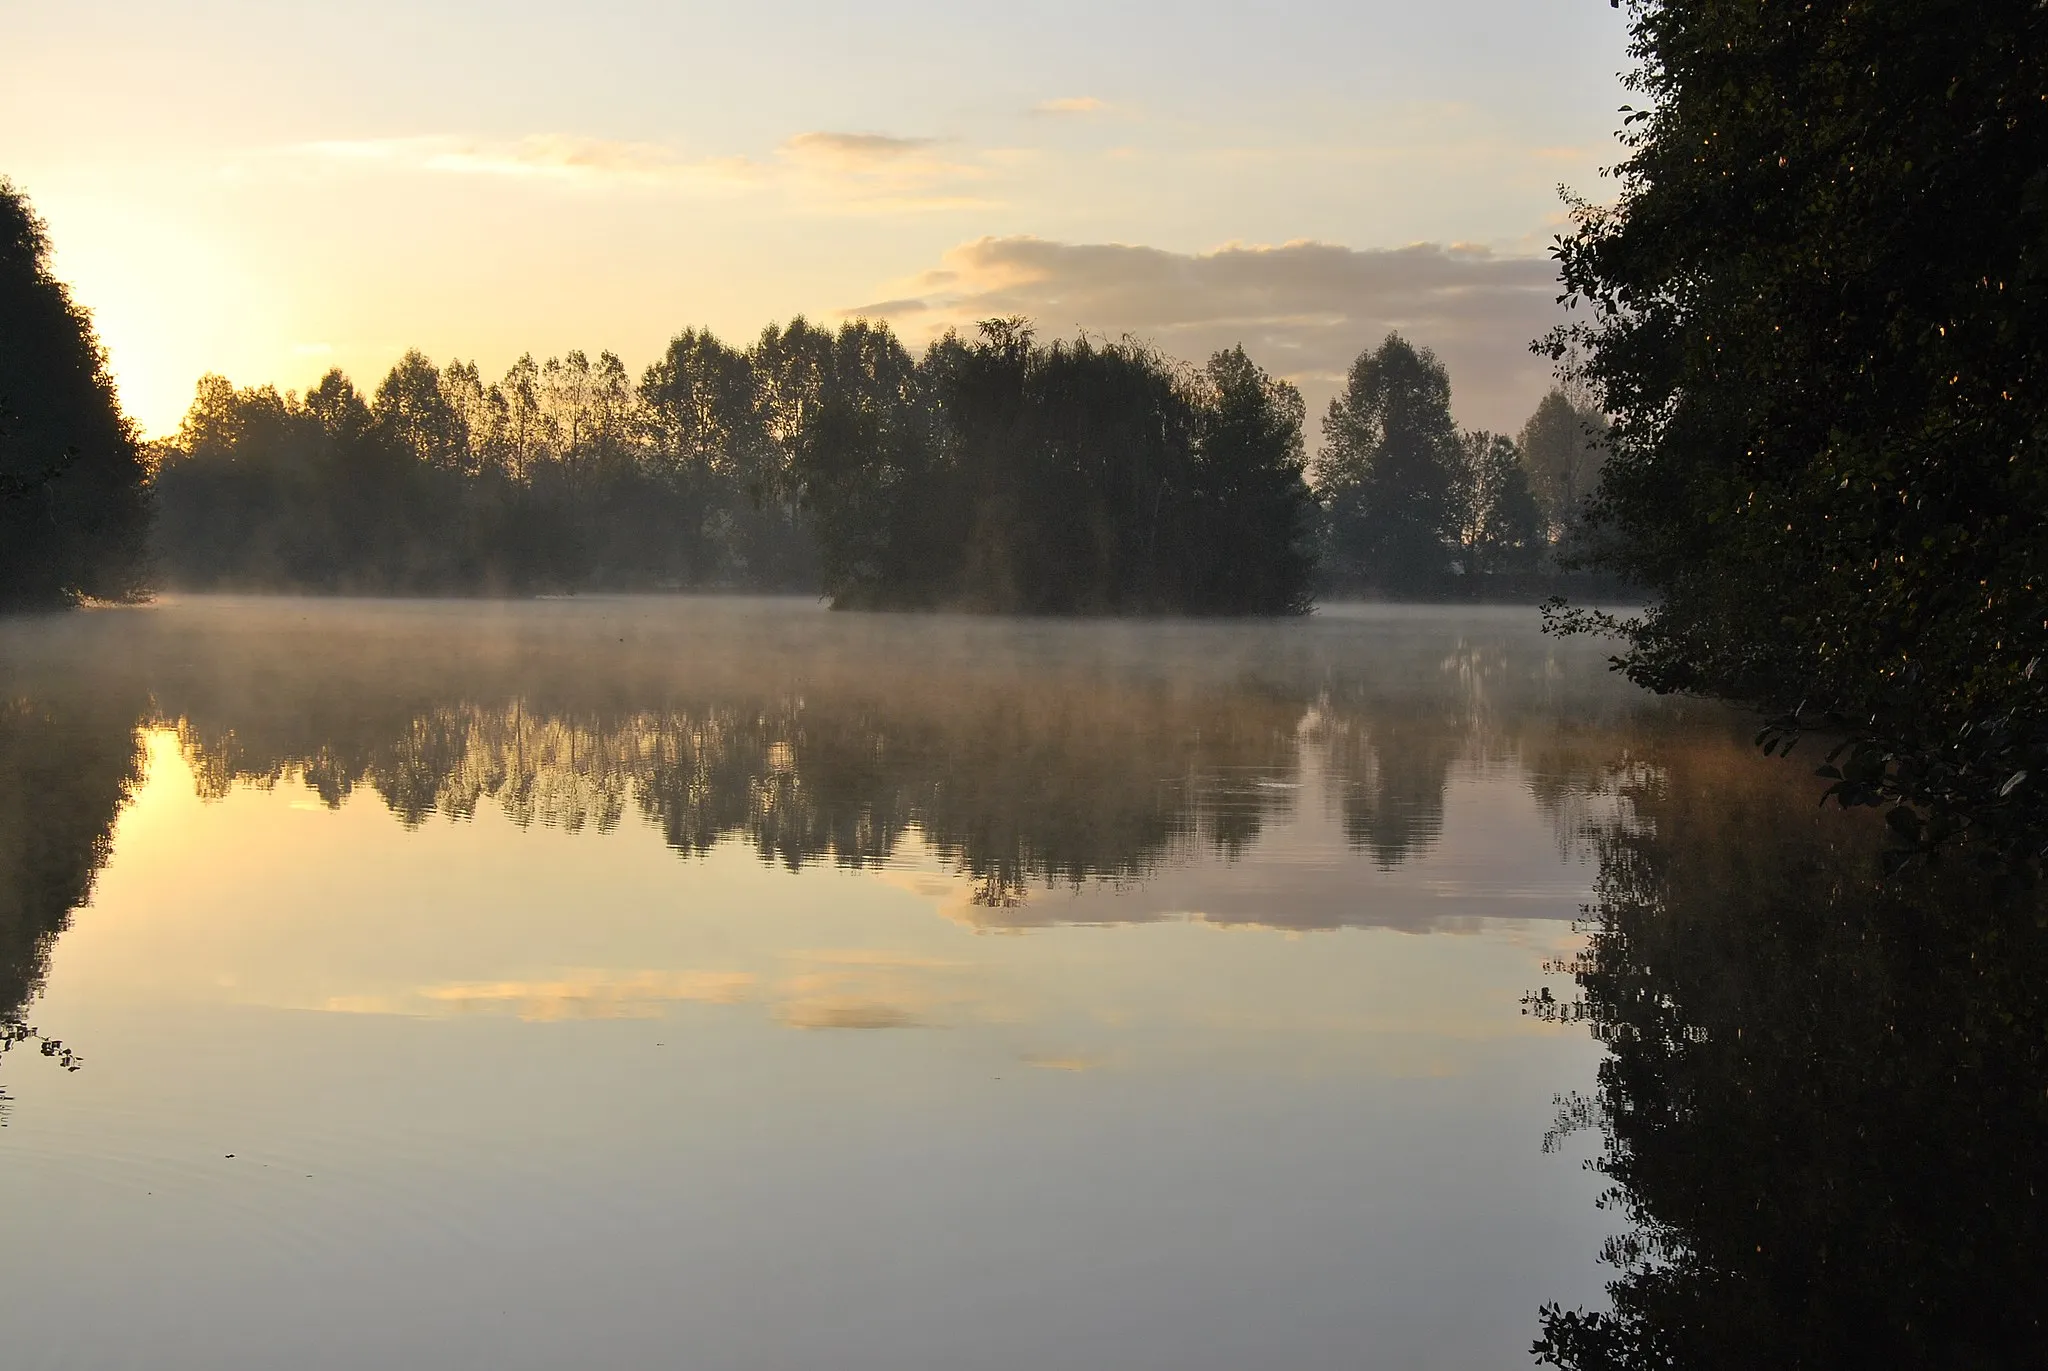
xmin=3 ymin=597 xmax=2033 ymax=1369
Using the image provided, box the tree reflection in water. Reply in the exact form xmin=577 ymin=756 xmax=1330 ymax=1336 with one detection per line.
xmin=55 ymin=598 xmax=1639 ymax=908
xmin=1530 ymin=733 xmax=2048 ymax=1369
xmin=0 ymin=690 xmax=145 ymax=1107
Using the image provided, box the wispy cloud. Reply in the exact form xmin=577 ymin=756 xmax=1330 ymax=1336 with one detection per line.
xmin=295 ymin=134 xmax=751 ymax=189
xmin=843 ymin=236 xmax=1564 ymax=432
xmin=774 ymin=130 xmax=995 ymax=212
xmin=1032 ymin=96 xmax=1111 ymax=116
xmin=779 ymin=131 xmax=937 ymax=165
xmin=291 ymin=130 xmax=994 ymax=214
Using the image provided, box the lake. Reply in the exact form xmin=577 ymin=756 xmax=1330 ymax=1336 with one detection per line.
xmin=1 ymin=597 xmax=2039 ymax=1369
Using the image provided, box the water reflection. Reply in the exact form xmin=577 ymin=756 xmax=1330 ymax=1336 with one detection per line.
xmin=1 ymin=597 xmax=1650 ymax=930
xmin=1531 ymin=731 xmax=2048 ymax=1367
xmin=0 ymin=693 xmax=143 ymax=1016
xmin=0 ymin=689 xmax=141 ymax=1111
xmin=6 ymin=597 xmax=2041 ymax=1366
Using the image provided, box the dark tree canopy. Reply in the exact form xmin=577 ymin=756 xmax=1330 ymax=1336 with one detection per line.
xmin=1546 ymin=0 xmax=2048 ymax=858
xmin=782 ymin=320 xmax=1318 ymax=615
xmin=0 ymin=180 xmax=150 ymax=607
xmin=1455 ymin=430 xmax=1548 ymax=574
xmin=152 ymin=344 xmax=816 ymax=595
xmin=147 ymin=312 xmax=1581 ymax=613
xmin=1313 ymin=334 xmax=1466 ymax=591
xmin=1189 ymin=345 xmax=1320 ymax=613
xmin=1518 ymin=387 xmax=1608 ymax=544
xmin=839 ymin=319 xmax=1318 ymax=610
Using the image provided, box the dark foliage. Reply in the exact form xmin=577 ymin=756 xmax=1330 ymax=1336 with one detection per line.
xmin=152 ymin=345 xmax=813 ymax=595
xmin=147 ymin=311 xmax=1587 ymax=612
xmin=0 ymin=687 xmax=145 ymax=1110
xmin=0 ymin=180 xmax=150 ymax=607
xmin=1312 ymin=332 xmax=1569 ymax=594
xmin=1455 ymin=430 xmax=1549 ymax=574
xmin=1543 ymin=0 xmax=2048 ymax=862
xmin=804 ymin=321 xmax=1319 ymax=615
xmin=1314 ymin=334 xmax=1466 ymax=591
xmin=151 ymin=318 xmax=1322 ymax=613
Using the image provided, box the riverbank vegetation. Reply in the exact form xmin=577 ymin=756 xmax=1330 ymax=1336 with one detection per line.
xmin=1543 ymin=0 xmax=2047 ymax=864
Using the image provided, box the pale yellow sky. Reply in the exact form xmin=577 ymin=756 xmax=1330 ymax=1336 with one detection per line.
xmin=3 ymin=0 xmax=1630 ymax=436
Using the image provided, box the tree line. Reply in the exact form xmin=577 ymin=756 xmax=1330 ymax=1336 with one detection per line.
xmin=145 ymin=321 xmax=1607 ymax=612
xmin=6 ymin=178 xmax=1609 ymax=613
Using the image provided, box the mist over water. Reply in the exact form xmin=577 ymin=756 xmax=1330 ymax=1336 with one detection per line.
xmin=1 ymin=597 xmax=2037 ymax=1369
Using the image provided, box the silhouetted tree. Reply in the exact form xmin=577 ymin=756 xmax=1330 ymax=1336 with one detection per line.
xmin=1187 ymin=346 xmax=1318 ymax=614
xmin=1314 ymin=334 xmax=1463 ymax=592
xmin=1517 ymin=388 xmax=1608 ymax=545
xmin=151 ymin=319 xmax=1319 ymax=613
xmin=1454 ymin=430 xmax=1547 ymax=573
xmin=1543 ymin=0 xmax=2048 ymax=861
xmin=0 ymin=179 xmax=150 ymax=607
xmin=372 ymin=350 xmax=466 ymax=470
xmin=762 ymin=317 xmax=918 ymax=601
xmin=782 ymin=320 xmax=1314 ymax=615
xmin=639 ymin=328 xmax=763 ymax=585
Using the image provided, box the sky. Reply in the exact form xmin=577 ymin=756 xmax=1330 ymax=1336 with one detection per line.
xmin=2 ymin=0 xmax=1632 ymax=438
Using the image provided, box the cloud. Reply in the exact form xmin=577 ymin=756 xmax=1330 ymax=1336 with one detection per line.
xmin=1032 ymin=96 xmax=1110 ymax=116
xmin=295 ymin=134 xmax=750 ymax=189
xmin=291 ymin=130 xmax=991 ymax=214
xmin=774 ymin=131 xmax=995 ymax=213
xmin=779 ymin=131 xmax=938 ymax=165
xmin=843 ymin=236 xmax=1566 ymax=432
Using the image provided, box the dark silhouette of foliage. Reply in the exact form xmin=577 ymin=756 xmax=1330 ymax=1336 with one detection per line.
xmin=1518 ymin=387 xmax=1609 ymax=548
xmin=1314 ymin=334 xmax=1466 ymax=592
xmin=152 ymin=341 xmax=815 ymax=594
xmin=1542 ymin=0 xmax=2048 ymax=862
xmin=0 ymin=180 xmax=150 ymax=607
xmin=1187 ymin=346 xmax=1320 ymax=614
xmin=0 ymin=679 xmax=145 ymax=1111
xmin=1528 ymin=732 xmax=2048 ymax=1369
xmin=796 ymin=321 xmax=1318 ymax=614
xmin=148 ymin=313 xmax=1593 ymax=611
xmin=152 ymin=317 xmax=1318 ymax=614
xmin=1455 ymin=430 xmax=1548 ymax=573
xmin=640 ymin=327 xmax=774 ymax=586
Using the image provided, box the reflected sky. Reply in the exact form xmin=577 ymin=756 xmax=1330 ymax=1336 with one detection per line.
xmin=0 ymin=596 xmax=1720 ymax=1370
